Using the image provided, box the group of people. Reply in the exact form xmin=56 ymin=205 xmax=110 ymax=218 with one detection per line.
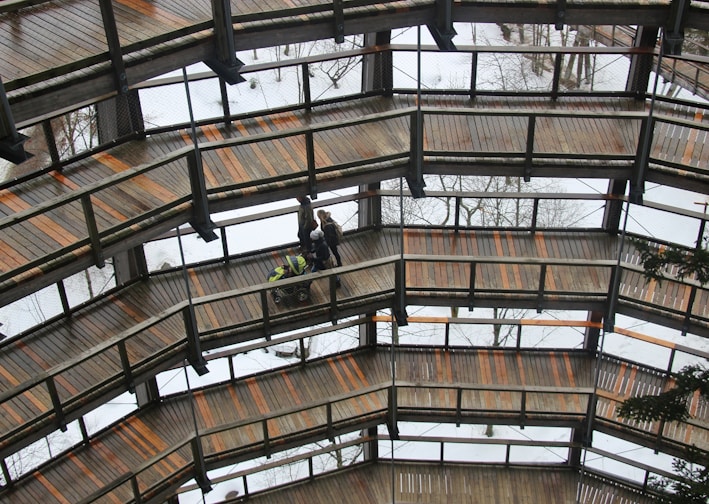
xmin=267 ymin=196 xmax=343 ymax=298
xmin=296 ymin=196 xmax=343 ymax=279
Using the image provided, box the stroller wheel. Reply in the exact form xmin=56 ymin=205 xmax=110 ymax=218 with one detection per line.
xmin=272 ymin=292 xmax=282 ymax=304
xmin=297 ymin=288 xmax=310 ymax=302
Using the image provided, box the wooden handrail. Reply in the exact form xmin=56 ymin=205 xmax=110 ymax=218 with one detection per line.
xmin=80 ymin=379 xmax=596 ymax=503
xmin=2 ymin=98 xmax=707 ymax=305
xmin=2 ymin=252 xmax=705 ymax=410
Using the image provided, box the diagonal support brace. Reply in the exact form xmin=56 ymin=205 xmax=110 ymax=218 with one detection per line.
xmin=427 ymin=0 xmax=457 ymax=50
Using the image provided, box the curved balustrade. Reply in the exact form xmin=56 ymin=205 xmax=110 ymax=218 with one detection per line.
xmin=3 ymin=340 xmax=703 ymax=503
xmin=19 ymin=378 xmax=594 ymax=503
xmin=4 ymin=0 xmax=708 ymax=126
xmin=4 ymin=99 xmax=709 ymax=307
xmin=3 ymin=241 xmax=709 ymax=463
xmin=174 ymin=436 xmax=664 ymax=503
xmin=2 ymin=4 xmax=709 ymax=503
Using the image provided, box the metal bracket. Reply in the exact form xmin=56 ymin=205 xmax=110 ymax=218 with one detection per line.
xmin=0 ymin=132 xmax=30 ymax=164
xmin=427 ymin=0 xmax=457 ymax=50
xmin=207 ymin=0 xmax=246 ymax=84
xmin=0 ymin=77 xmax=31 ymax=164
xmin=663 ymin=0 xmax=689 ymax=55
xmin=205 ymin=58 xmax=246 ymax=85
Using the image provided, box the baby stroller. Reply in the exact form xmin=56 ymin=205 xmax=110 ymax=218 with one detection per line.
xmin=267 ymin=255 xmax=311 ymax=304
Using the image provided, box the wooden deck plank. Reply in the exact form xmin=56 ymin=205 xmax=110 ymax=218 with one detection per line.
xmin=0 ymin=226 xmax=705 ymax=483
xmin=2 ymin=93 xmax=695 ymax=306
xmin=0 ymin=347 xmax=662 ymax=502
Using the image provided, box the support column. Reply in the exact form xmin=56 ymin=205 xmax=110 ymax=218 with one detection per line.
xmin=361 ymin=32 xmax=393 ymax=95
xmin=96 ymin=0 xmax=145 ymax=145
xmin=361 ymin=31 xmax=396 ymax=216
xmin=205 ymin=0 xmax=245 ymax=84
xmin=427 ymin=0 xmax=457 ymax=50
xmin=114 ymin=244 xmax=159 ymax=407
xmin=407 ymin=109 xmax=425 ymax=198
xmin=0 ymin=77 xmax=30 ymax=164
xmin=358 ymin=182 xmax=381 ymax=230
xmin=663 ymin=0 xmax=690 ymax=55
xmin=99 ymin=0 xmax=130 ymax=98
xmin=362 ymin=426 xmax=379 ymax=461
xmin=601 ymin=179 xmax=627 ymax=234
xmin=583 ymin=311 xmax=604 ymax=351
xmin=626 ymin=26 xmax=659 ymax=99
xmin=359 ymin=315 xmax=378 ymax=347
xmin=569 ymin=426 xmax=586 ymax=468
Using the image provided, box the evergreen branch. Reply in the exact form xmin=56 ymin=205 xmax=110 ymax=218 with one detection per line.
xmin=631 ymin=238 xmax=709 ymax=286
xmin=617 ymin=364 xmax=709 ymax=423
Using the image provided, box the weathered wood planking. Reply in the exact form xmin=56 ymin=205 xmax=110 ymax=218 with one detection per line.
xmin=1 ymin=348 xmax=666 ymax=503
xmin=1 ymin=94 xmax=702 ymax=309
xmin=240 ymin=463 xmax=644 ymax=504
xmin=403 ymin=229 xmax=615 ymax=293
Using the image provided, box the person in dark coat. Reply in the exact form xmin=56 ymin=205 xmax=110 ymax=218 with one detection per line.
xmin=309 ymin=228 xmax=330 ymax=272
xmin=317 ymin=209 xmax=343 ymax=267
xmin=310 ymin=227 xmax=341 ymax=287
xmin=296 ymin=196 xmax=314 ymax=253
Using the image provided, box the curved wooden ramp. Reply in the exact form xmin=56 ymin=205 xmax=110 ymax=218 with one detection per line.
xmin=224 ymin=462 xmax=655 ymax=504
xmin=0 ymin=345 xmax=694 ymax=503
xmin=3 ymin=0 xmax=701 ymax=125
xmin=3 ymin=95 xmax=708 ymax=308
xmin=3 ymin=228 xmax=709 ymax=462
xmin=0 ymin=228 xmax=614 ymax=460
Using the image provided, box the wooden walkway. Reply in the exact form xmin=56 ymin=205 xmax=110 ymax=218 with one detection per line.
xmin=584 ymin=25 xmax=709 ymax=101
xmin=0 ymin=229 xmax=611 ymax=459
xmin=234 ymin=463 xmax=655 ymax=504
xmin=2 ymin=94 xmax=709 ymax=308
xmin=0 ymin=345 xmax=692 ymax=503
xmin=2 ymin=228 xmax=708 ymax=465
xmin=2 ymin=0 xmax=702 ymax=125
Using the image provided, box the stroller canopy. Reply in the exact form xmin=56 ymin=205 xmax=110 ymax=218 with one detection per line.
xmin=286 ymin=255 xmax=307 ymax=276
xmin=269 ymin=255 xmax=307 ymax=282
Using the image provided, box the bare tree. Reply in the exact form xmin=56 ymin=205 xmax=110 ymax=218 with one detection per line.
xmin=311 ymin=36 xmax=364 ymax=89
xmin=494 ymin=24 xmax=596 ymax=89
xmin=53 ymin=106 xmax=98 ymax=158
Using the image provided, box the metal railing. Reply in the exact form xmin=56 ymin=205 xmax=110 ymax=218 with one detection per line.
xmin=4 ymin=249 xmax=709 ymax=462
xmin=6 ymin=102 xmax=709 ymax=307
